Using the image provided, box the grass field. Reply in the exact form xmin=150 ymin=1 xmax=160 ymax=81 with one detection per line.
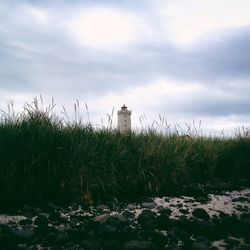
xmin=0 ymin=98 xmax=250 ymax=210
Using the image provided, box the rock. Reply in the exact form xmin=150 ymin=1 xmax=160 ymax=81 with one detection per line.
xmin=191 ymin=240 xmax=210 ymax=250
xmin=103 ymin=238 xmax=123 ymax=250
xmin=192 ymin=208 xmax=210 ymax=220
xmin=232 ymin=196 xmax=249 ymax=202
xmin=11 ymin=228 xmax=35 ymax=240
xmin=56 ymin=232 xmax=69 ymax=243
xmin=156 ymin=205 xmax=164 ymax=211
xmin=47 ymin=202 xmax=60 ymax=211
xmin=137 ymin=210 xmax=156 ymax=229
xmin=97 ymin=204 xmax=109 ymax=210
xmin=34 ymin=214 xmax=48 ymax=227
xmin=127 ymin=204 xmax=137 ymax=210
xmin=195 ymin=196 xmax=209 ymax=203
xmin=124 ymin=240 xmax=157 ymax=250
xmin=179 ymin=208 xmax=189 ymax=214
xmin=224 ymin=237 xmax=240 ymax=247
xmin=94 ymin=213 xmax=110 ymax=224
xmin=156 ymin=213 xmax=171 ymax=230
xmin=70 ymin=217 xmax=79 ymax=227
xmin=151 ymin=230 xmax=169 ymax=248
xmin=122 ymin=210 xmax=135 ymax=219
xmin=49 ymin=210 xmax=61 ymax=222
xmin=19 ymin=218 xmax=33 ymax=226
xmin=160 ymin=208 xmax=172 ymax=216
xmin=82 ymin=238 xmax=101 ymax=250
xmin=106 ymin=214 xmax=128 ymax=228
xmin=141 ymin=202 xmax=156 ymax=209
xmin=34 ymin=214 xmax=50 ymax=235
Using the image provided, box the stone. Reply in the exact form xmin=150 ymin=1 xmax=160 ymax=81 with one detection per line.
xmin=97 ymin=204 xmax=109 ymax=210
xmin=94 ymin=213 xmax=110 ymax=224
xmin=137 ymin=210 xmax=156 ymax=229
xmin=11 ymin=228 xmax=35 ymax=240
xmin=122 ymin=210 xmax=135 ymax=219
xmin=49 ymin=210 xmax=61 ymax=222
xmin=56 ymin=232 xmax=69 ymax=243
xmin=160 ymin=208 xmax=172 ymax=216
xmin=195 ymin=196 xmax=209 ymax=203
xmin=70 ymin=217 xmax=79 ymax=227
xmin=141 ymin=202 xmax=156 ymax=209
xmin=192 ymin=208 xmax=210 ymax=220
xmin=191 ymin=240 xmax=210 ymax=250
xmin=151 ymin=230 xmax=169 ymax=248
xmin=232 ymin=196 xmax=249 ymax=202
xmin=179 ymin=208 xmax=189 ymax=214
xmin=106 ymin=214 xmax=128 ymax=229
xmin=103 ymin=238 xmax=123 ymax=250
xmin=81 ymin=239 xmax=101 ymax=250
xmin=124 ymin=240 xmax=157 ymax=250
xmin=19 ymin=218 xmax=33 ymax=226
xmin=127 ymin=204 xmax=137 ymax=210
xmin=156 ymin=214 xmax=171 ymax=230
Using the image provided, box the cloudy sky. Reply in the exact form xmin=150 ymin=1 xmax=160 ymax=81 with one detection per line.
xmin=1 ymin=0 xmax=250 ymax=135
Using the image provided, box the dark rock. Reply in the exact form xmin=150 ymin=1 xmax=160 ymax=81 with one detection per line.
xmin=67 ymin=228 xmax=84 ymax=242
xmin=106 ymin=214 xmax=128 ymax=228
xmin=49 ymin=210 xmax=61 ymax=222
xmin=81 ymin=238 xmax=101 ymax=250
xmin=151 ymin=230 xmax=169 ymax=248
xmin=124 ymin=240 xmax=157 ymax=250
xmin=70 ymin=217 xmax=79 ymax=227
xmin=195 ymin=196 xmax=209 ymax=203
xmin=173 ymin=228 xmax=191 ymax=244
xmin=138 ymin=210 xmax=156 ymax=229
xmin=192 ymin=208 xmax=210 ymax=220
xmin=122 ymin=210 xmax=135 ymax=219
xmin=224 ymin=237 xmax=240 ymax=247
xmin=179 ymin=208 xmax=189 ymax=214
xmin=156 ymin=205 xmax=164 ymax=211
xmin=19 ymin=218 xmax=33 ymax=226
xmin=156 ymin=213 xmax=171 ymax=230
xmin=103 ymin=238 xmax=123 ymax=250
xmin=127 ymin=204 xmax=137 ymax=210
xmin=94 ymin=213 xmax=110 ymax=224
xmin=160 ymin=208 xmax=172 ymax=216
xmin=232 ymin=196 xmax=249 ymax=202
xmin=11 ymin=228 xmax=35 ymax=240
xmin=141 ymin=202 xmax=156 ymax=209
xmin=47 ymin=202 xmax=60 ymax=211
xmin=47 ymin=231 xmax=57 ymax=242
xmin=191 ymin=240 xmax=210 ymax=250
xmin=97 ymin=204 xmax=109 ymax=210
xmin=34 ymin=214 xmax=48 ymax=227
xmin=56 ymin=232 xmax=69 ymax=244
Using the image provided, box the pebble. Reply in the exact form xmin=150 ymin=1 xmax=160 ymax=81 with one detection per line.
xmin=0 ymin=189 xmax=249 ymax=249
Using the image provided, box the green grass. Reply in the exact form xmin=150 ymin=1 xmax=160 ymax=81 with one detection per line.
xmin=0 ymin=98 xmax=250 ymax=210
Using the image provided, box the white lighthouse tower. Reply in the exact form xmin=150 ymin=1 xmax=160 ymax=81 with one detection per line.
xmin=117 ymin=104 xmax=131 ymax=132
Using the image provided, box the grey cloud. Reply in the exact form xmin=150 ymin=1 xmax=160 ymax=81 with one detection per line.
xmin=0 ymin=0 xmax=250 ymax=123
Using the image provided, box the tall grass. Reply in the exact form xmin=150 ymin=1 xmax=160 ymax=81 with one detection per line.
xmin=0 ymin=98 xmax=249 ymax=210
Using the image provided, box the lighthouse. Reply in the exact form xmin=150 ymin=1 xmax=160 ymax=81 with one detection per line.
xmin=117 ymin=104 xmax=131 ymax=132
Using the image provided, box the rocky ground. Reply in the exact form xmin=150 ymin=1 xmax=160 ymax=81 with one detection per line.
xmin=0 ymin=189 xmax=250 ymax=250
